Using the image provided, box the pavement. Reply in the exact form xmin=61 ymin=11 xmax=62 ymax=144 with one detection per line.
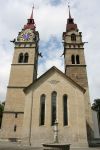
xmin=0 ymin=141 xmax=41 ymax=150
xmin=0 ymin=141 xmax=100 ymax=150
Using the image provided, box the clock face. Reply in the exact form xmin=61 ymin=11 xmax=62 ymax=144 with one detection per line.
xmin=18 ymin=29 xmax=35 ymax=42
xmin=23 ymin=33 xmax=30 ymax=40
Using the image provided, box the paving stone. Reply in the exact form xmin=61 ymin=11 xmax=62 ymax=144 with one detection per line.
xmin=0 ymin=142 xmax=100 ymax=150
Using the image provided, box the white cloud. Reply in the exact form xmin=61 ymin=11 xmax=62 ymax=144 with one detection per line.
xmin=0 ymin=0 xmax=100 ymax=104
xmin=38 ymin=36 xmax=64 ymax=76
xmin=0 ymin=45 xmax=13 ymax=101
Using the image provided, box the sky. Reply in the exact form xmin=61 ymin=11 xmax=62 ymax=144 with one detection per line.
xmin=0 ymin=0 xmax=100 ymax=104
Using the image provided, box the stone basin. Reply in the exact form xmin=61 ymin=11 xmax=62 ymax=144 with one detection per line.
xmin=42 ymin=143 xmax=70 ymax=150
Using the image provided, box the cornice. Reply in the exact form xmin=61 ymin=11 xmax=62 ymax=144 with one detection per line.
xmin=66 ymin=65 xmax=86 ymax=67
xmin=3 ymin=111 xmax=24 ymax=114
xmin=11 ymin=63 xmax=34 ymax=66
xmin=15 ymin=46 xmax=36 ymax=49
xmin=64 ymin=48 xmax=84 ymax=50
xmin=7 ymin=86 xmax=26 ymax=89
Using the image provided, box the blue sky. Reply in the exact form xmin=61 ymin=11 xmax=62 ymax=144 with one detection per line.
xmin=0 ymin=0 xmax=100 ymax=103
xmin=50 ymin=0 xmax=62 ymax=6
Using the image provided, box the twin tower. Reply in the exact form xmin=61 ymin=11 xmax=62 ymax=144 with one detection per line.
xmin=1 ymin=7 xmax=93 ymax=148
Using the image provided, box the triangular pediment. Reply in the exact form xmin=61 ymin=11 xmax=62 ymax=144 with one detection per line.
xmin=24 ymin=66 xmax=85 ymax=94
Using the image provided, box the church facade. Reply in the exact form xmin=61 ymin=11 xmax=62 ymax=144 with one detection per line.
xmin=1 ymin=7 xmax=93 ymax=148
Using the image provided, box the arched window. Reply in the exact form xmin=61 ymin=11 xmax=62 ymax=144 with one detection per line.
xmin=63 ymin=95 xmax=68 ymax=126
xmin=24 ymin=53 xmax=29 ymax=63
xmin=76 ymin=55 xmax=80 ymax=64
xmin=40 ymin=94 xmax=45 ymax=125
xmin=71 ymin=34 xmax=76 ymax=41
xmin=71 ymin=55 xmax=75 ymax=64
xmin=18 ymin=53 xmax=23 ymax=63
xmin=51 ymin=91 xmax=57 ymax=125
xmin=14 ymin=125 xmax=17 ymax=132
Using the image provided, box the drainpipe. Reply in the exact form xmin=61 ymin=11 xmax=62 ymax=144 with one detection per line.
xmin=29 ymin=91 xmax=33 ymax=146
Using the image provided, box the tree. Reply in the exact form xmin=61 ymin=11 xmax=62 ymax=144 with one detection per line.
xmin=92 ymin=99 xmax=100 ymax=134
xmin=0 ymin=102 xmax=5 ymax=128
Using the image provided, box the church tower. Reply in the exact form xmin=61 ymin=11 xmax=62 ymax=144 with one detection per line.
xmin=63 ymin=7 xmax=88 ymax=87
xmin=1 ymin=7 xmax=39 ymax=140
xmin=63 ymin=6 xmax=93 ymax=142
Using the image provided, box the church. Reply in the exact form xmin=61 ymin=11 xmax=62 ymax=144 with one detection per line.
xmin=0 ymin=6 xmax=94 ymax=148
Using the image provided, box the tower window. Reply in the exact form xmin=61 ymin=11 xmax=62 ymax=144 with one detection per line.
xmin=15 ymin=113 xmax=18 ymax=118
xmin=63 ymin=95 xmax=68 ymax=126
xmin=68 ymin=18 xmax=73 ymax=24
xmin=24 ymin=53 xmax=29 ymax=63
xmin=40 ymin=94 xmax=45 ymax=126
xmin=71 ymin=34 xmax=76 ymax=41
xmin=73 ymin=45 xmax=76 ymax=48
xmin=18 ymin=53 xmax=23 ymax=63
xmin=51 ymin=91 xmax=57 ymax=125
xmin=14 ymin=125 xmax=17 ymax=132
xmin=71 ymin=55 xmax=75 ymax=64
xmin=78 ymin=45 xmax=80 ymax=48
xmin=76 ymin=55 xmax=80 ymax=64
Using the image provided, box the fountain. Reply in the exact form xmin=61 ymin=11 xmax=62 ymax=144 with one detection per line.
xmin=43 ymin=120 xmax=70 ymax=150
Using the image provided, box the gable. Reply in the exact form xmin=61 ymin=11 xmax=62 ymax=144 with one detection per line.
xmin=24 ymin=66 xmax=85 ymax=94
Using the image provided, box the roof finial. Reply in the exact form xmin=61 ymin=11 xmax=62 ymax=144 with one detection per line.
xmin=68 ymin=1 xmax=72 ymax=19
xmin=68 ymin=4 xmax=71 ymax=18
xmin=66 ymin=0 xmax=71 ymax=18
xmin=30 ymin=4 xmax=34 ymax=19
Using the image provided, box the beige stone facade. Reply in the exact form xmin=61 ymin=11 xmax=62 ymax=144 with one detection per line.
xmin=0 ymin=17 xmax=39 ymax=140
xmin=0 ymin=8 xmax=93 ymax=148
xmin=63 ymin=17 xmax=93 ymax=141
xmin=22 ymin=67 xmax=88 ymax=147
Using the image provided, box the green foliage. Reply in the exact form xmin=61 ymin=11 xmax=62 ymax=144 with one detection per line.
xmin=0 ymin=104 xmax=4 ymax=112
xmin=92 ymin=99 xmax=100 ymax=112
xmin=0 ymin=102 xmax=5 ymax=128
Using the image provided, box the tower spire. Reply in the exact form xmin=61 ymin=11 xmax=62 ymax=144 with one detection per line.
xmin=68 ymin=4 xmax=71 ymax=19
xmin=30 ymin=5 xmax=34 ymax=19
xmin=65 ymin=0 xmax=78 ymax=32
xmin=24 ymin=5 xmax=36 ymax=30
xmin=66 ymin=0 xmax=71 ymax=18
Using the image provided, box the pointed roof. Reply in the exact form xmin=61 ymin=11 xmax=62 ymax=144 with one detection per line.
xmin=24 ymin=66 xmax=86 ymax=94
xmin=66 ymin=5 xmax=78 ymax=32
xmin=24 ymin=5 xmax=36 ymax=30
xmin=68 ymin=4 xmax=71 ymax=19
xmin=30 ymin=5 xmax=34 ymax=19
